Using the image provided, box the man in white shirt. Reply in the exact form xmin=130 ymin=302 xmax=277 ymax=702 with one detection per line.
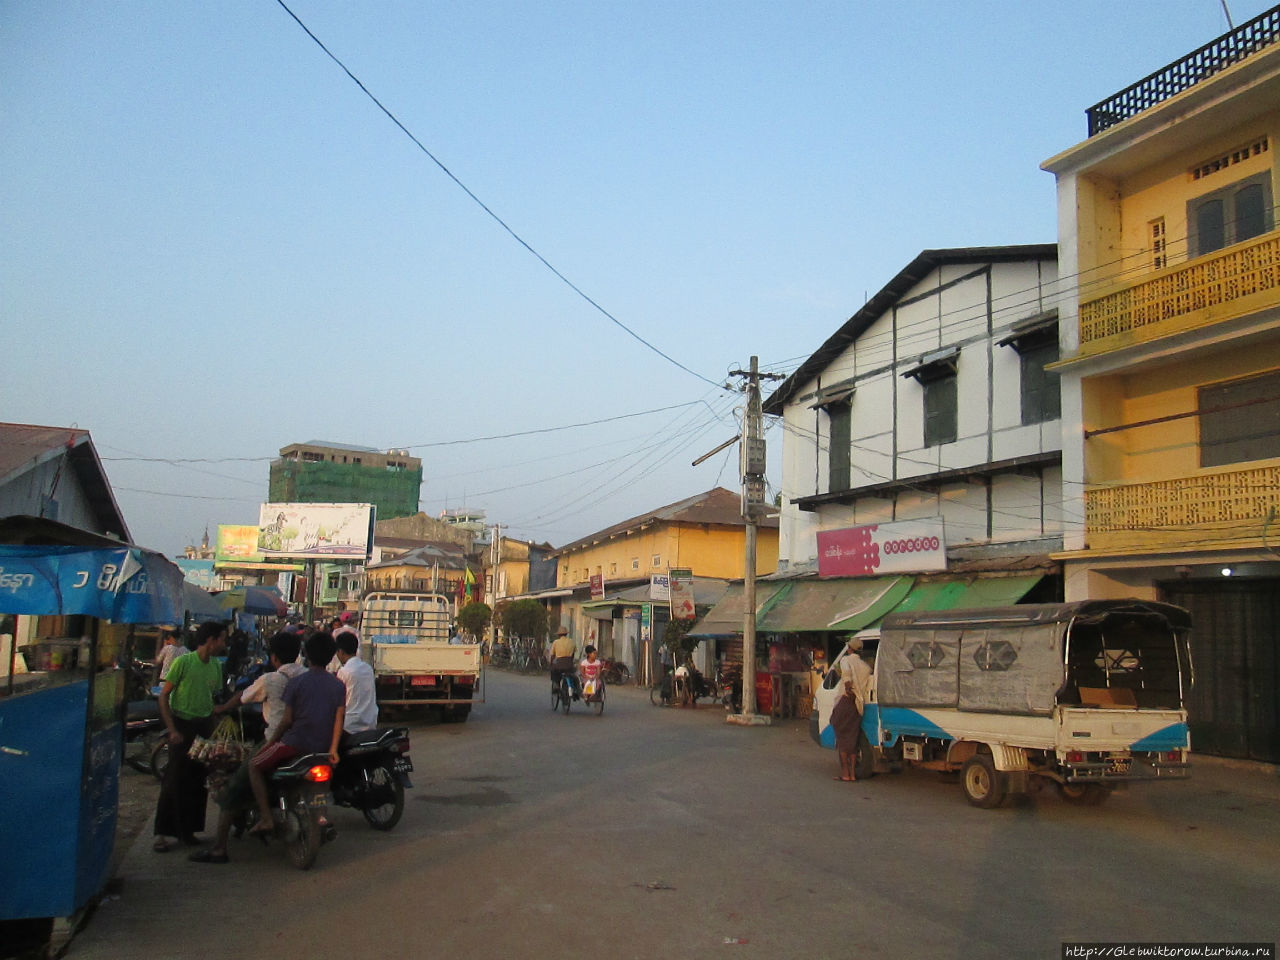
xmin=334 ymin=632 xmax=378 ymax=734
xmin=221 ymin=632 xmax=306 ymax=741
xmin=837 ymin=636 xmax=874 ymax=713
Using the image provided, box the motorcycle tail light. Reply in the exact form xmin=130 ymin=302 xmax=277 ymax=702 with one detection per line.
xmin=393 ymin=741 xmax=410 ymax=753
xmin=305 ymin=764 xmax=332 ymax=783
xmin=1163 ymin=750 xmax=1182 ymax=762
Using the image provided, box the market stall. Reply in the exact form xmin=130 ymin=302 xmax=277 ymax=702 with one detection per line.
xmin=0 ymin=517 xmax=184 ymax=925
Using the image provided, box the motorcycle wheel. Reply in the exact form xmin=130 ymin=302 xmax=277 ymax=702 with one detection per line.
xmin=150 ymin=740 xmax=169 ymax=782
xmin=286 ymin=806 xmax=322 ymax=870
xmin=361 ymin=763 xmax=405 ymax=831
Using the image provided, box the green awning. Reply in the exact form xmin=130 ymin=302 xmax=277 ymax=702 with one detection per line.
xmin=887 ymin=574 xmax=1043 ymax=615
xmin=686 ymin=582 xmax=785 ymax=637
xmin=756 ymin=577 xmax=908 ymax=633
xmin=826 ymin=576 xmax=915 ymax=631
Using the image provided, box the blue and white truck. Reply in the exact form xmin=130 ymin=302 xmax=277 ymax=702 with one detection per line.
xmin=811 ymin=599 xmax=1193 ymax=807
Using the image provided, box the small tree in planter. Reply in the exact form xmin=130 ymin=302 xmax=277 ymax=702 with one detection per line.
xmin=457 ymin=601 xmax=492 ymax=641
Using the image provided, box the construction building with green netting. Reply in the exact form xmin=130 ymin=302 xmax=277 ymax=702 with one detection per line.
xmin=269 ymin=441 xmax=423 ymax=520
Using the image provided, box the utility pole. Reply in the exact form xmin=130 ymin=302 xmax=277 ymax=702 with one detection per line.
xmin=727 ymin=356 xmax=784 ymax=724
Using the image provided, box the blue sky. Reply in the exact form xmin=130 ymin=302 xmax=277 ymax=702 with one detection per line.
xmin=3 ymin=0 xmax=1271 ymax=556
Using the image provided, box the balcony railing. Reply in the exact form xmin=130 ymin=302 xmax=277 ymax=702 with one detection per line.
xmin=1077 ymin=231 xmax=1280 ymax=350
xmin=1087 ymin=5 xmax=1280 ymax=135
xmin=1085 ymin=462 xmax=1280 ymax=551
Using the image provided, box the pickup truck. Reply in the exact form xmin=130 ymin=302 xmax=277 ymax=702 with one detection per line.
xmin=359 ymin=592 xmax=482 ymax=723
xmin=811 ymin=599 xmax=1192 ymax=807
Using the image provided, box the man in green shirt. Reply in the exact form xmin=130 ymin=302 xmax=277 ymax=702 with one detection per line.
xmin=153 ymin=621 xmax=226 ymax=852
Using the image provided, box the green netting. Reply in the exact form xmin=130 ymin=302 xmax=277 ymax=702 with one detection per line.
xmin=269 ymin=462 xmax=421 ymax=519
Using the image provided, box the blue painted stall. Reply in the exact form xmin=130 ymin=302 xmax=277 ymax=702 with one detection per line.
xmin=0 ymin=525 xmax=183 ymax=922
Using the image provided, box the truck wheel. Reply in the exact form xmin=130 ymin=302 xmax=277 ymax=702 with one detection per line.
xmin=442 ymin=705 xmax=471 ymax=724
xmin=1058 ymin=782 xmax=1111 ymax=806
xmin=960 ymin=754 xmax=1007 ymax=808
xmin=854 ymin=736 xmax=876 ymax=781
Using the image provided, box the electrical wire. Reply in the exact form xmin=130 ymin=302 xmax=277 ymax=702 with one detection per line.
xmin=273 ymin=0 xmax=725 ymax=391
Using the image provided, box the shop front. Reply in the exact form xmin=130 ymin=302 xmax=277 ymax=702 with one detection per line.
xmin=690 ymin=572 xmax=1050 ymax=718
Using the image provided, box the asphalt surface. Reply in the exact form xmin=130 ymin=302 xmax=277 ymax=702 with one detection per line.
xmin=58 ymin=670 xmax=1280 ymax=960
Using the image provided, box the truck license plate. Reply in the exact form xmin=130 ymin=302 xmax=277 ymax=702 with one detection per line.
xmin=1106 ymin=756 xmax=1132 ymax=775
xmin=411 ymin=676 xmax=436 ymax=687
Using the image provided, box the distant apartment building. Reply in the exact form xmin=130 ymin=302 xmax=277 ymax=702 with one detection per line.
xmin=268 ymin=441 xmax=422 ymax=521
xmin=1042 ymin=7 xmax=1280 ymax=761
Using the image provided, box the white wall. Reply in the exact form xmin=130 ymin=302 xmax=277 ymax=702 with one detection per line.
xmin=777 ymin=255 xmax=1063 ymax=569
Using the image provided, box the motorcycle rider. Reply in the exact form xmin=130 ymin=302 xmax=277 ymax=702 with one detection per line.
xmin=549 ymin=625 xmax=578 ymax=700
xmin=334 ymin=631 xmax=378 ymax=734
xmin=247 ymin=632 xmax=346 ymax=838
xmin=189 ymin=632 xmax=304 ymax=864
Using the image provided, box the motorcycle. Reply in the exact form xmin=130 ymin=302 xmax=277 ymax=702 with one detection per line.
xmin=123 ymin=697 xmax=165 ymax=777
xmin=243 ymin=752 xmax=336 ymax=870
xmin=330 ymin=726 xmax=413 ymax=831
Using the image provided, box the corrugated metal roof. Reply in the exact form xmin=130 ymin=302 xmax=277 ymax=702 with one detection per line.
xmin=763 ymin=245 xmax=1057 ymax=415
xmin=552 ymin=487 xmax=776 ymax=557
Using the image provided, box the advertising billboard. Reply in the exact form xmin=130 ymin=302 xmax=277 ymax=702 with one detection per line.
xmin=256 ymin=503 xmax=374 ymax=560
xmin=816 ymin=518 xmax=946 ymax=578
xmin=216 ymin=525 xmax=262 ymax=563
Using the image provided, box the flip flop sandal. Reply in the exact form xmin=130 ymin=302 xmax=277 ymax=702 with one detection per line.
xmin=153 ymin=838 xmax=173 ymax=853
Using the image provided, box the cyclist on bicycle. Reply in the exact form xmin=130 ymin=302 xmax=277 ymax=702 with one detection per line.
xmin=549 ymin=626 xmax=578 ymax=700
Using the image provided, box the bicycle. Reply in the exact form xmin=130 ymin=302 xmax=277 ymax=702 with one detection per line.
xmin=552 ymin=672 xmax=574 ymax=714
xmin=601 ymin=658 xmax=631 ymax=686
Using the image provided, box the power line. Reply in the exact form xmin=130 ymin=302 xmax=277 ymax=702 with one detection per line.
xmin=273 ymin=0 xmax=725 ymax=391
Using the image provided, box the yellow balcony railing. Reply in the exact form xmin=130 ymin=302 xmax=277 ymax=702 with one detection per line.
xmin=1079 ymin=231 xmax=1280 ymax=350
xmin=1085 ymin=461 xmax=1280 ymax=551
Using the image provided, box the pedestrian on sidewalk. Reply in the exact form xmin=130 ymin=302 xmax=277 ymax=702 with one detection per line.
xmin=153 ymin=621 xmax=226 ymax=852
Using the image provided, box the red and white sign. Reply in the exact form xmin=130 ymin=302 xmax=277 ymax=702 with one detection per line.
xmin=816 ymin=518 xmax=946 ymax=578
xmin=589 ymin=574 xmax=605 ymax=599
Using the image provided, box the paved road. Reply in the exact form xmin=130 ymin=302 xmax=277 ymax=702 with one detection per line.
xmin=69 ymin=670 xmax=1280 ymax=960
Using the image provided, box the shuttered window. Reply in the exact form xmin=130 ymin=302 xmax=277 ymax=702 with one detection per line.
xmin=1199 ymin=370 xmax=1280 ymax=467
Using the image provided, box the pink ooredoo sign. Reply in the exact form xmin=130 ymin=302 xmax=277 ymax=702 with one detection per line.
xmin=816 ymin=519 xmax=946 ymax=578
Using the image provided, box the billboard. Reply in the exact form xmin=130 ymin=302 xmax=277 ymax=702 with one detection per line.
xmin=216 ymin=525 xmax=262 ymax=563
xmin=816 ymin=518 xmax=946 ymax=578
xmin=256 ymin=503 xmax=374 ymax=560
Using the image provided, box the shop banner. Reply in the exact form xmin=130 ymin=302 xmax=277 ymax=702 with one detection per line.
xmin=257 ymin=503 xmax=374 ymax=560
xmin=649 ymin=573 xmax=670 ymax=601
xmin=589 ymin=574 xmax=605 ymax=599
xmin=669 ymin=568 xmax=696 ymax=620
xmin=817 ymin=518 xmax=946 ymax=578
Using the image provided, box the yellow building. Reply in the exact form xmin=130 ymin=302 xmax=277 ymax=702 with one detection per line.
xmin=364 ymin=541 xmax=474 ymax=611
xmin=1043 ymin=10 xmax=1280 ymax=761
xmin=548 ymin=487 xmax=778 ymax=677
xmin=553 ymin=487 xmax=777 ymax=588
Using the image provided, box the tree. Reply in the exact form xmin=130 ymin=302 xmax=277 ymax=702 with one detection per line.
xmin=499 ymin=598 xmax=548 ymax=640
xmin=456 ymin=601 xmax=492 ymax=640
xmin=663 ymin=617 xmax=700 ymax=660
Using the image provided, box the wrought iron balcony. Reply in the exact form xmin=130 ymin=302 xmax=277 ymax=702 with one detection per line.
xmin=1085 ymin=462 xmax=1280 ymax=551
xmin=1087 ymin=5 xmax=1280 ymax=135
xmin=1077 ymin=230 xmax=1280 ymax=352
